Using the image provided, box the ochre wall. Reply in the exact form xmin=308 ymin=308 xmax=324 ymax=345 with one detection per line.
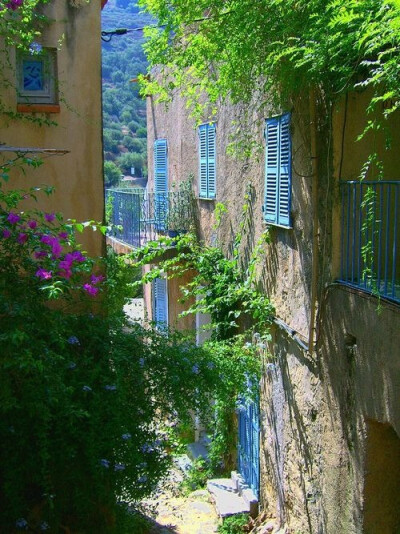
xmin=0 ymin=0 xmax=104 ymax=258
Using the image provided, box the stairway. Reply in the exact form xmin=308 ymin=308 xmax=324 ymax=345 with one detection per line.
xmin=207 ymin=471 xmax=258 ymax=519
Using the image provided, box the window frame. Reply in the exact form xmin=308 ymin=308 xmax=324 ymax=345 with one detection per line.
xmin=153 ymin=276 xmax=168 ymax=330
xmin=198 ymin=122 xmax=216 ymax=199
xmin=263 ymin=113 xmax=292 ymax=228
xmin=154 ymin=138 xmax=168 ymax=231
xmin=16 ymin=48 xmax=58 ymax=106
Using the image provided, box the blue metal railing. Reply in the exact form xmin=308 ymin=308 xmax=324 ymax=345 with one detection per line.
xmin=105 ymin=188 xmax=194 ymax=248
xmin=339 ymin=180 xmax=400 ymax=303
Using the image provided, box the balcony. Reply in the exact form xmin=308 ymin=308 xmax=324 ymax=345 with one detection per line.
xmin=105 ymin=188 xmax=195 ymax=248
xmin=339 ymin=180 xmax=399 ymax=304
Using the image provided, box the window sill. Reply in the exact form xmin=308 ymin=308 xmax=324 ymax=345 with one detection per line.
xmin=17 ymin=104 xmax=60 ymax=114
xmin=197 ymin=196 xmax=216 ymax=201
xmin=263 ymin=221 xmax=293 ymax=230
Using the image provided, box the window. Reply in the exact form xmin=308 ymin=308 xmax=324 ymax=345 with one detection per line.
xmin=153 ymin=277 xmax=168 ymax=330
xmin=263 ymin=113 xmax=292 ymax=227
xmin=17 ymin=48 xmax=58 ymax=106
xmin=154 ymin=139 xmax=168 ymax=231
xmin=199 ymin=122 xmax=216 ymax=199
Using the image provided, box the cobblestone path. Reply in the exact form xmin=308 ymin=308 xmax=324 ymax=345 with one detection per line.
xmin=141 ymin=465 xmax=219 ymax=534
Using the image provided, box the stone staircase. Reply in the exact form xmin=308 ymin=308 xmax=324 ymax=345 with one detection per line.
xmin=207 ymin=471 xmax=258 ymax=519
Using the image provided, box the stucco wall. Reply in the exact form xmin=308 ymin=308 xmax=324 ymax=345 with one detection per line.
xmin=0 ymin=0 xmax=104 ymax=257
xmin=146 ymin=94 xmax=318 ymax=338
xmin=146 ymin=89 xmax=400 ymax=532
xmin=260 ymin=285 xmax=400 ymax=534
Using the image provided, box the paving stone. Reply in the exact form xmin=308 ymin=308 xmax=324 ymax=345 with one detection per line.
xmin=207 ymin=478 xmax=250 ymax=518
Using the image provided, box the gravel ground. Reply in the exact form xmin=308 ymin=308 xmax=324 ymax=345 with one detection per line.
xmin=140 ymin=461 xmax=219 ymax=534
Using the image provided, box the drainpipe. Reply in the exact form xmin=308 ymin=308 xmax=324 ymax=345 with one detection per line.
xmin=308 ymin=88 xmax=319 ymax=352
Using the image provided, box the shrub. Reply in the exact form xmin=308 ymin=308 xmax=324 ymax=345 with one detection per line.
xmin=218 ymin=514 xmax=249 ymax=534
xmin=0 ymin=159 xmax=260 ymax=532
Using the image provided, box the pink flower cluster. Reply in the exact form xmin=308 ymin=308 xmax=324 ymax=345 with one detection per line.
xmin=82 ymin=274 xmax=105 ymax=297
xmin=2 ymin=210 xmax=105 ymax=298
xmin=58 ymin=250 xmax=86 ymax=279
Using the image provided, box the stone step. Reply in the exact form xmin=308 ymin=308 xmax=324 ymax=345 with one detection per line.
xmin=187 ymin=440 xmax=209 ymax=461
xmin=207 ymin=478 xmax=250 ymax=518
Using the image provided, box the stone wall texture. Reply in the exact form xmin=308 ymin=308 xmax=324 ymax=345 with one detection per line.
xmin=146 ymin=87 xmax=400 ymax=533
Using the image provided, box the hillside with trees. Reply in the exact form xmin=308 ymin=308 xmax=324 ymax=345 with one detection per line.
xmin=101 ymin=0 xmax=152 ymax=187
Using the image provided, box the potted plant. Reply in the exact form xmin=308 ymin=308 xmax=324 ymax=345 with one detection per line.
xmin=166 ymin=176 xmax=195 ymax=237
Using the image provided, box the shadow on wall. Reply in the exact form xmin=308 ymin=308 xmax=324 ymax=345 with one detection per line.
xmin=363 ymin=419 xmax=400 ymax=534
xmin=260 ymin=331 xmax=322 ymax=532
xmin=319 ymin=284 xmax=400 ymax=532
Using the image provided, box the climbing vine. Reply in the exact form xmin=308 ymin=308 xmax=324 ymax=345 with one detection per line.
xmin=131 ymin=193 xmax=273 ymax=469
xmin=139 ymin=0 xmax=400 ymax=123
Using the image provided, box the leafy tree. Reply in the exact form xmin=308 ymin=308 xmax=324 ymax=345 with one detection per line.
xmin=104 ymin=160 xmax=122 ymax=186
xmin=117 ymin=151 xmax=145 ymax=175
xmin=139 ymin=0 xmax=400 ymax=132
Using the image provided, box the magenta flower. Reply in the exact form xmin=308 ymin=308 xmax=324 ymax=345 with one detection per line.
xmin=69 ymin=250 xmax=86 ymax=263
xmin=41 ymin=235 xmax=53 ymax=246
xmin=7 ymin=212 xmax=20 ymax=224
xmin=28 ymin=220 xmax=37 ymax=229
xmin=17 ymin=233 xmax=28 ymax=244
xmin=35 ymin=268 xmax=52 ymax=280
xmin=83 ymin=283 xmax=99 ymax=296
xmin=58 ymin=232 xmax=68 ymax=240
xmin=58 ymin=259 xmax=73 ymax=270
xmin=2 ymin=229 xmax=11 ymax=239
xmin=34 ymin=250 xmax=47 ymax=259
xmin=91 ymin=274 xmax=105 ymax=285
xmin=44 ymin=212 xmax=56 ymax=223
xmin=6 ymin=0 xmax=23 ymax=10
xmin=59 ymin=269 xmax=72 ymax=280
xmin=41 ymin=235 xmax=62 ymax=258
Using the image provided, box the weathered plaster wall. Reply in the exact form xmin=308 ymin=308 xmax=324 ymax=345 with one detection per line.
xmin=146 ymin=89 xmax=400 ymax=533
xmin=146 ymin=93 xmax=316 ymax=338
xmin=167 ymin=270 xmax=196 ymax=331
xmin=0 ymin=0 xmax=104 ymax=257
xmin=318 ymin=285 xmax=400 ymax=533
xmin=260 ymin=285 xmax=400 ymax=534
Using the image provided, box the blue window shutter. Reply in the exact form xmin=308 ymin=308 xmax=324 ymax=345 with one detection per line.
xmin=153 ymin=277 xmax=168 ymax=329
xmin=154 ymin=139 xmax=167 ymax=194
xmin=199 ymin=125 xmax=208 ymax=198
xmin=154 ymin=139 xmax=168 ymax=231
xmin=264 ymin=114 xmax=292 ymax=227
xmin=278 ymin=114 xmax=291 ymax=226
xmin=207 ymin=123 xmax=216 ymax=198
xmin=264 ymin=118 xmax=279 ymax=223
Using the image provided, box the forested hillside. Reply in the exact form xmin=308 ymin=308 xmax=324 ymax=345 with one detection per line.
xmin=101 ymin=0 xmax=152 ymax=186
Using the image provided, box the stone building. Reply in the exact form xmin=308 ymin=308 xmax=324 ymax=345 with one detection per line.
xmin=144 ymin=86 xmax=400 ymax=533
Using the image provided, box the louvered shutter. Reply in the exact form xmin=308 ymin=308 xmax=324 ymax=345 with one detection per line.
xmin=263 ymin=114 xmax=292 ymax=227
xmin=207 ymin=123 xmax=216 ymax=198
xmin=153 ymin=277 xmax=168 ymax=329
xmin=264 ymin=118 xmax=279 ymax=223
xmin=278 ymin=113 xmax=291 ymax=226
xmin=199 ymin=125 xmax=208 ymax=198
xmin=154 ymin=139 xmax=168 ymax=231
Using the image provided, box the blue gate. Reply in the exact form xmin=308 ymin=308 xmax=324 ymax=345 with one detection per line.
xmin=238 ymin=389 xmax=260 ymax=498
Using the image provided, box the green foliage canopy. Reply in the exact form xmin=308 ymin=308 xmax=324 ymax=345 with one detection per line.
xmin=139 ymin=0 xmax=400 ymax=119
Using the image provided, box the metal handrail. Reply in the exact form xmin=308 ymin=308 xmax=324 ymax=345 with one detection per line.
xmin=105 ymin=188 xmax=195 ymax=248
xmin=338 ymin=180 xmax=399 ymax=303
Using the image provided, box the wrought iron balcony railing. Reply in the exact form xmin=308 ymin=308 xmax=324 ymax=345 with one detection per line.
xmin=339 ymin=180 xmax=399 ymax=303
xmin=105 ymin=188 xmax=195 ymax=248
